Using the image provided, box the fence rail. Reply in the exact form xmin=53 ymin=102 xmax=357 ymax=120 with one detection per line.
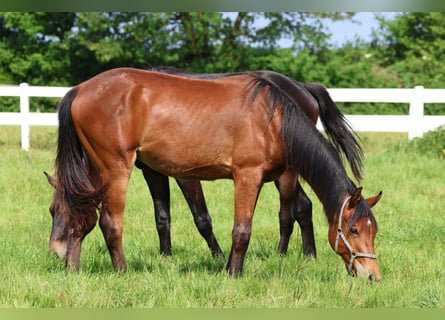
xmin=1 ymin=83 xmax=445 ymax=150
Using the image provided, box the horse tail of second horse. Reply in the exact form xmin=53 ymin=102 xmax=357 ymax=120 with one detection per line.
xmin=304 ymin=83 xmax=363 ymax=181
xmin=55 ymin=88 xmax=104 ymax=212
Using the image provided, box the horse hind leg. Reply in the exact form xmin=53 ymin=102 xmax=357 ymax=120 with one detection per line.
xmin=175 ymin=179 xmax=224 ymax=257
xmin=274 ymin=171 xmax=298 ymax=255
xmin=293 ymin=183 xmax=316 ymax=258
xmin=137 ymin=162 xmax=223 ymax=257
xmin=137 ymin=162 xmax=172 ymax=256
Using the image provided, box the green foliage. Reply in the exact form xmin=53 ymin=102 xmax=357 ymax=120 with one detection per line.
xmin=0 ymin=12 xmax=342 ymax=84
xmin=407 ymin=125 xmax=445 ymax=159
xmin=1 ymin=13 xmax=445 ymax=115
xmin=0 ymin=12 xmax=73 ymax=85
xmin=372 ymin=13 xmax=445 ymax=88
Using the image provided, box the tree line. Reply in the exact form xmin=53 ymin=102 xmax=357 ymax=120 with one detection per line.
xmin=0 ymin=12 xmax=444 ymax=114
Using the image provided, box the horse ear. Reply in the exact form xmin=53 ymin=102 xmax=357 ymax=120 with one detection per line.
xmin=366 ymin=191 xmax=383 ymax=208
xmin=44 ymin=171 xmax=57 ymax=188
xmin=348 ymin=187 xmax=363 ymax=209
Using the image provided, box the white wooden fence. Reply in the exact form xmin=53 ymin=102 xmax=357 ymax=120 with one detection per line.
xmin=1 ymin=83 xmax=445 ymax=150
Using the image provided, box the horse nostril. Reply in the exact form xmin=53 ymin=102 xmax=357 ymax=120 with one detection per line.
xmin=368 ymin=273 xmax=382 ymax=282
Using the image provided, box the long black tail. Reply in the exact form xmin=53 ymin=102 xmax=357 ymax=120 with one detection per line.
xmin=55 ymin=88 xmax=103 ymax=212
xmin=304 ymin=83 xmax=363 ymax=181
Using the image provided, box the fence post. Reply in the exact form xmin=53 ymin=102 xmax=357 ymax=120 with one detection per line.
xmin=19 ymin=83 xmax=30 ymax=151
xmin=408 ymin=86 xmax=424 ymax=140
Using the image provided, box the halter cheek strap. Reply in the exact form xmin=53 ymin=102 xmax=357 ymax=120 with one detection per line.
xmin=335 ymin=196 xmax=377 ymax=275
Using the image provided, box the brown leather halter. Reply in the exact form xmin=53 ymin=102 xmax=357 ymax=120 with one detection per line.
xmin=335 ymin=196 xmax=377 ymax=275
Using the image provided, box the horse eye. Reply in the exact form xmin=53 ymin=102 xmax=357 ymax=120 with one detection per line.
xmin=350 ymin=226 xmax=359 ymax=235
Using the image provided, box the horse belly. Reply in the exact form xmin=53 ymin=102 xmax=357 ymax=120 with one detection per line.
xmin=136 ymin=136 xmax=233 ymax=180
xmin=135 ymin=107 xmax=285 ymax=182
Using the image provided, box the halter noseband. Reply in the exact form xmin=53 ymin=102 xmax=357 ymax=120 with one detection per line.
xmin=334 ymin=196 xmax=377 ymax=275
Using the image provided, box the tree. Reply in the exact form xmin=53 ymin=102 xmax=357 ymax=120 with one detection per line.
xmin=0 ymin=12 xmax=355 ymax=111
xmin=1 ymin=12 xmax=354 ymax=82
xmin=371 ymin=12 xmax=445 ymax=88
xmin=0 ymin=12 xmax=75 ymax=85
xmin=370 ymin=12 xmax=445 ymax=114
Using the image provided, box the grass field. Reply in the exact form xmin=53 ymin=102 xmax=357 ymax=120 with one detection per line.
xmin=0 ymin=126 xmax=443 ymax=307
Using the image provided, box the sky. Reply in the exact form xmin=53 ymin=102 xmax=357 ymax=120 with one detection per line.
xmin=276 ymin=12 xmax=399 ymax=48
xmin=324 ymin=12 xmax=398 ymax=46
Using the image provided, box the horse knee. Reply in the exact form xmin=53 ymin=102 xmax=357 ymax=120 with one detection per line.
xmin=99 ymin=212 xmax=121 ymax=242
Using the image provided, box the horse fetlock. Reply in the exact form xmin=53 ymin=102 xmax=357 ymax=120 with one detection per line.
xmin=65 ymin=257 xmax=80 ymax=272
xmin=225 ymin=259 xmax=244 ymax=278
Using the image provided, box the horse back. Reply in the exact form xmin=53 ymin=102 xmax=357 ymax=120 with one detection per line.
xmin=70 ymin=68 xmax=286 ymax=181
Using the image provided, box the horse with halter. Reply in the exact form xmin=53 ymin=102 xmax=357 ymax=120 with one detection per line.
xmin=45 ymin=68 xmax=382 ymax=280
xmin=143 ymin=66 xmax=365 ymax=260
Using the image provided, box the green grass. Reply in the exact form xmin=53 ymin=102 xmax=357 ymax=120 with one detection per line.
xmin=0 ymin=126 xmax=444 ymax=307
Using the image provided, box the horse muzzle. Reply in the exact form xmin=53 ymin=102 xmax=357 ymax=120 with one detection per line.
xmin=49 ymin=240 xmax=68 ymax=259
xmin=351 ymin=259 xmax=382 ymax=282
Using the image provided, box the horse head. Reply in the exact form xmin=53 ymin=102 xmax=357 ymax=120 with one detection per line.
xmin=44 ymin=172 xmax=98 ymax=270
xmin=328 ymin=187 xmax=383 ymax=281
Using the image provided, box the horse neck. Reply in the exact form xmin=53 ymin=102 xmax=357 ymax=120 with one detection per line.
xmin=302 ymin=158 xmax=355 ymax=225
xmin=247 ymin=73 xmax=355 ymax=225
xmin=284 ymin=110 xmax=355 ymax=225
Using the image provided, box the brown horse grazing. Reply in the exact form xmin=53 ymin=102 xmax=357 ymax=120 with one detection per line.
xmin=146 ymin=67 xmax=364 ymax=260
xmin=45 ymin=68 xmax=363 ymax=271
xmin=47 ymin=68 xmax=382 ymax=279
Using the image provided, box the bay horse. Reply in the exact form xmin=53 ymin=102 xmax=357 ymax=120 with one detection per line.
xmin=46 ymin=68 xmax=382 ymax=279
xmin=142 ymin=66 xmax=364 ymax=260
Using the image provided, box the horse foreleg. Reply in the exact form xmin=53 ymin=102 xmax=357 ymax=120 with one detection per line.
xmin=274 ymin=171 xmax=298 ymax=254
xmin=293 ymin=183 xmax=316 ymax=258
xmin=226 ymin=170 xmax=263 ymax=278
xmin=138 ymin=163 xmax=172 ymax=256
xmin=175 ymin=179 xmax=224 ymax=257
xmin=65 ymin=235 xmax=82 ymax=272
xmin=99 ymin=176 xmax=130 ymax=272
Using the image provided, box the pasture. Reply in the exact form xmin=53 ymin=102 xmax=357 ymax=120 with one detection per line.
xmin=0 ymin=126 xmax=443 ymax=307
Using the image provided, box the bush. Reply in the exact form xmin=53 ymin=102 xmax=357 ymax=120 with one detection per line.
xmin=407 ymin=125 xmax=445 ymax=159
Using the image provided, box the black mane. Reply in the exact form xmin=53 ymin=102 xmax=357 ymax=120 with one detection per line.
xmin=248 ymin=73 xmax=372 ymax=225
